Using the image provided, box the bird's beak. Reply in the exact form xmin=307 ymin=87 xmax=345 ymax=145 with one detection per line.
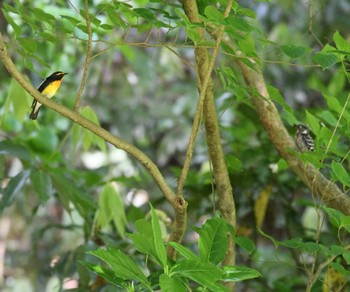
xmin=64 ymin=73 xmax=69 ymax=75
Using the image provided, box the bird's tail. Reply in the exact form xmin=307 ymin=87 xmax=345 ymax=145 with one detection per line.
xmin=29 ymin=100 xmax=40 ymax=120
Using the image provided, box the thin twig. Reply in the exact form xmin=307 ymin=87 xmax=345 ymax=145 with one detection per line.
xmin=74 ymin=0 xmax=93 ymax=110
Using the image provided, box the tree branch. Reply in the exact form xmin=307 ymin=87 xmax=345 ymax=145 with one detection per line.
xmin=181 ymin=0 xmax=236 ymax=274
xmin=74 ymin=0 xmax=92 ymax=110
xmin=0 ymin=32 xmax=188 ymax=251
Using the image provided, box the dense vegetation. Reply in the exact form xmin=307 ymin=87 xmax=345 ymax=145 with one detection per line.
xmin=0 ymin=0 xmax=349 ymax=291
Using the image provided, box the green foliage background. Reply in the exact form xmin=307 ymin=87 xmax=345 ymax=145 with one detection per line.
xmin=0 ymin=0 xmax=350 ymax=291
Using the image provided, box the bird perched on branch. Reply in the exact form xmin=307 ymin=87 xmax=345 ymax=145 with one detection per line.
xmin=29 ymin=71 xmax=68 ymax=120
xmin=294 ymin=124 xmax=315 ymax=152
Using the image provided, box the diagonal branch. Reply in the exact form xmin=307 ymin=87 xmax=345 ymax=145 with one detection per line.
xmin=74 ymin=0 xmax=92 ymax=110
xmin=207 ymin=30 xmax=350 ymax=215
xmin=0 ymin=32 xmax=188 ymax=253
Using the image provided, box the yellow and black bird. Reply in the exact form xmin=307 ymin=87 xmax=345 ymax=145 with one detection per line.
xmin=29 ymin=71 xmax=68 ymax=120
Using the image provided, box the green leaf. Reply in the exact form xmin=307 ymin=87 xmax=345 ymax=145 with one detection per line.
xmin=0 ymin=141 xmax=31 ymax=161
xmin=167 ymin=242 xmax=197 ymax=261
xmin=89 ymin=248 xmax=152 ymax=290
xmin=159 ymin=274 xmax=187 ymax=292
xmin=79 ymin=106 xmax=106 ymax=152
xmin=333 ymin=31 xmax=350 ymax=53
xmin=18 ymin=38 xmax=38 ymax=54
xmin=226 ymin=155 xmax=243 ymax=173
xmin=95 ymin=182 xmax=127 ymax=238
xmin=127 ymin=219 xmax=161 ymax=263
xmin=322 ymin=206 xmax=344 ymax=228
xmin=28 ymin=127 xmax=59 ymax=153
xmin=31 ymin=170 xmax=53 ymax=203
xmin=81 ymin=261 xmax=127 ymax=288
xmin=281 ymin=238 xmax=303 ymax=249
xmin=32 ymin=8 xmax=56 ymax=24
xmin=134 ymin=8 xmax=156 ymax=20
xmin=150 ymin=205 xmax=168 ymax=268
xmin=331 ymin=161 xmax=350 ymax=188
xmin=222 ymin=266 xmax=261 ymax=282
xmin=1 ymin=8 xmax=21 ymax=37
xmin=199 ymin=217 xmax=228 ymax=264
xmin=281 ymin=45 xmax=307 ymax=59
xmin=257 ymin=227 xmax=280 ymax=247
xmin=51 ymin=171 xmax=95 ymax=217
xmin=204 ymin=6 xmax=225 ymax=25
xmin=305 ymin=111 xmax=320 ymax=135
xmin=313 ymin=53 xmax=338 ymax=70
xmin=0 ymin=170 xmax=31 ymax=211
xmin=8 ymin=78 xmax=32 ymax=119
xmin=235 ymin=236 xmax=256 ymax=254
xmin=171 ymin=260 xmax=225 ymax=291
xmin=340 ymin=216 xmax=350 ymax=233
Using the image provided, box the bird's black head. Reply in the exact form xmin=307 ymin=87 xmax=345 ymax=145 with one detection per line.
xmin=48 ymin=71 xmax=68 ymax=81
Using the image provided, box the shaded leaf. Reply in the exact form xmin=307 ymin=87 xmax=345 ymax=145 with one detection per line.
xmin=31 ymin=170 xmax=53 ymax=203
xmin=281 ymin=45 xmax=308 ymax=59
xmin=0 ymin=170 xmax=31 ymax=211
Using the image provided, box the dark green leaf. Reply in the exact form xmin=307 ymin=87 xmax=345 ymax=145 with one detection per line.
xmin=0 ymin=170 xmax=31 ymax=211
xmin=0 ymin=141 xmax=31 ymax=161
xmin=281 ymin=45 xmax=307 ymax=59
xmin=31 ymin=170 xmax=53 ymax=203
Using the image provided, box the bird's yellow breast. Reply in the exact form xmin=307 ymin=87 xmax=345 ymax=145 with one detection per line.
xmin=41 ymin=80 xmax=62 ymax=98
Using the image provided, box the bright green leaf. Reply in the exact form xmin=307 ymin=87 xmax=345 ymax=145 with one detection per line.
xmin=89 ymin=248 xmax=152 ymax=290
xmin=222 ymin=266 xmax=261 ymax=282
xmin=150 ymin=205 xmax=168 ymax=268
xmin=199 ymin=217 xmax=228 ymax=264
xmin=313 ymin=53 xmax=338 ymax=70
xmin=333 ymin=31 xmax=350 ymax=53
xmin=331 ymin=161 xmax=350 ymax=188
xmin=159 ymin=274 xmax=186 ymax=292
xmin=167 ymin=242 xmax=197 ymax=261
xmin=171 ymin=260 xmax=225 ymax=291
